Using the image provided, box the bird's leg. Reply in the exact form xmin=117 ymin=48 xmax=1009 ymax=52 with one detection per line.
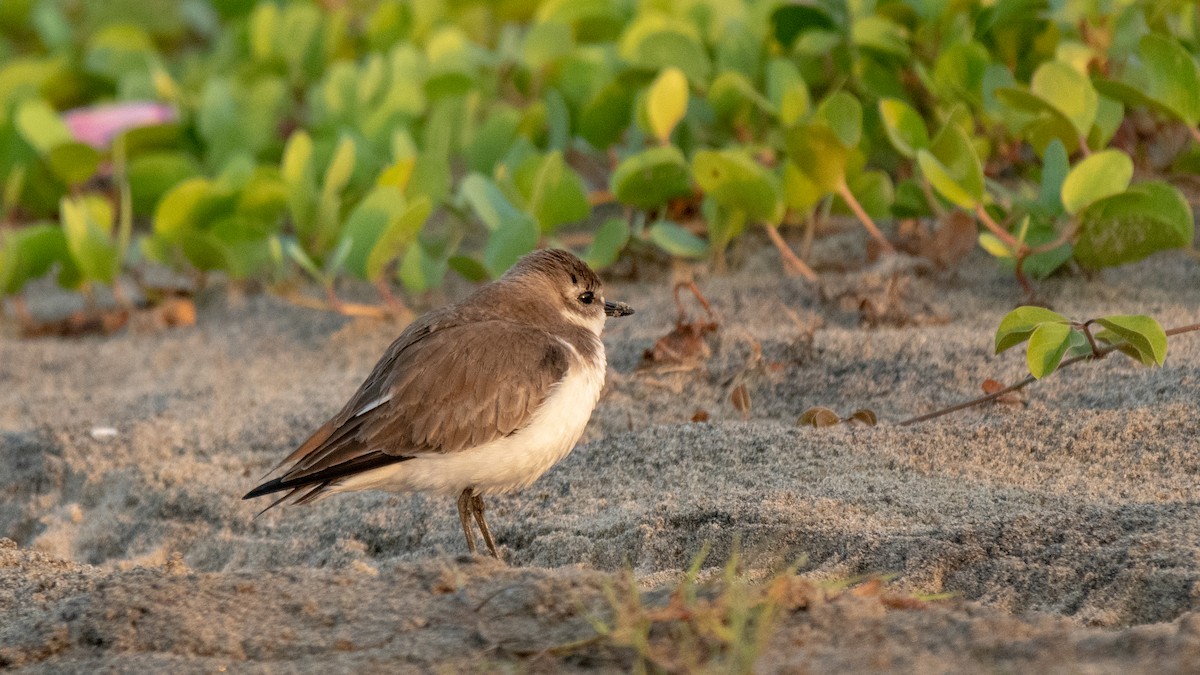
xmin=457 ymin=488 xmax=478 ymax=554
xmin=470 ymin=492 xmax=501 ymax=560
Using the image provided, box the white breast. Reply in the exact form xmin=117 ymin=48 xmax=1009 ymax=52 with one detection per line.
xmin=335 ymin=339 xmax=606 ymax=497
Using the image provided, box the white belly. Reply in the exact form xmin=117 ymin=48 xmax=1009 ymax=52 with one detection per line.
xmin=334 ymin=348 xmax=606 ymax=496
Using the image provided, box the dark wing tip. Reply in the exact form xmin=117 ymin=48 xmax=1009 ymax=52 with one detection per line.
xmin=243 ymin=477 xmax=286 ymax=500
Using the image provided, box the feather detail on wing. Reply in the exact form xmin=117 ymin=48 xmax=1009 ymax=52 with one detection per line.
xmin=243 ymin=317 xmax=571 ymax=502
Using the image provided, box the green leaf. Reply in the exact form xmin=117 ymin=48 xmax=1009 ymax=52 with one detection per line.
xmin=648 ymin=220 xmax=707 ymax=258
xmin=60 ymin=196 xmax=120 ymax=285
xmin=281 ymin=129 xmax=314 ymax=186
xmin=785 ymin=123 xmax=848 ymax=193
xmin=916 ymin=123 xmax=984 ymax=209
xmin=765 ymin=58 xmax=808 ymax=124
xmin=619 ymin=17 xmax=711 ymax=84
xmin=691 ymin=150 xmax=783 ymax=224
xmin=770 ymin=4 xmax=836 ymax=49
xmin=1075 ymin=181 xmax=1194 ymax=269
xmin=878 ymin=98 xmax=929 ymax=158
xmin=1026 ymin=321 xmax=1072 ymax=379
xmin=583 ymin=218 xmax=631 ymax=269
xmin=45 ymin=142 xmax=100 ymax=185
xmin=323 ymin=135 xmax=356 ymax=194
xmin=14 ymin=98 xmax=72 ymax=154
xmin=995 ymin=306 xmax=1069 ymax=354
xmin=834 ymin=170 xmax=893 ymax=220
xmin=0 ymin=223 xmax=69 ymax=295
xmin=646 ymin=67 xmax=688 ymax=144
xmin=1030 ymin=61 xmax=1098 ymax=137
xmin=524 ymin=151 xmax=589 ymax=233
xmin=399 ymin=241 xmax=448 ymax=292
xmin=484 ymin=215 xmax=539 ymax=278
xmin=978 ymin=232 xmax=1013 ymax=258
xmin=128 ymin=152 xmax=201 ymax=216
xmin=783 ymin=161 xmax=823 ymax=212
xmin=610 ymin=146 xmax=692 ymax=209
xmin=852 ymin=15 xmax=910 ymax=58
xmin=1140 ymin=34 xmax=1200 ymax=127
xmin=579 ymin=81 xmax=633 ymax=150
xmin=818 ymin=92 xmax=862 ymax=149
xmin=448 ymin=255 xmax=489 ymax=282
xmin=460 ymin=173 xmax=530 ymax=233
xmin=366 ymin=196 xmax=432 ymax=281
xmin=704 ymin=199 xmax=747 ymax=253
xmin=1060 ymin=150 xmax=1133 ymax=215
xmin=338 ymin=186 xmax=406 ymax=279
xmin=708 ymin=71 xmax=772 ymax=123
xmin=918 ymin=150 xmax=974 ymax=209
xmin=466 ymin=105 xmax=521 ymax=173
xmin=1093 ymin=315 xmax=1167 ymax=367
xmin=1038 ymin=139 xmax=1068 ymax=214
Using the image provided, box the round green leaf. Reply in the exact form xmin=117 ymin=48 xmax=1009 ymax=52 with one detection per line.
xmin=484 ymin=213 xmax=539 ymax=278
xmin=691 ymin=150 xmax=783 ymax=224
xmin=0 ymin=223 xmax=69 ymax=295
xmin=46 ymin=142 xmax=100 ymax=185
xmin=323 ymin=136 xmax=356 ymax=193
xmin=610 ymin=146 xmax=692 ymax=209
xmin=648 ymin=220 xmax=707 ymax=258
xmin=583 ymin=218 xmax=631 ymax=269
xmin=579 ymin=82 xmax=633 ymax=150
xmin=1094 ymin=315 xmax=1167 ymax=367
xmin=1030 ymin=61 xmax=1098 ymax=137
xmin=1075 ymin=181 xmax=1194 ymax=269
xmin=1140 ymin=34 xmax=1200 ymax=127
xmin=1060 ymin=149 xmax=1133 ymax=215
xmin=995 ymin=306 xmax=1069 ymax=354
xmin=129 ymin=152 xmax=201 ymax=216
xmin=917 ymin=150 xmax=976 ymax=209
xmin=916 ymin=123 xmax=984 ymax=208
xmin=366 ymin=196 xmax=432 ymax=281
xmin=784 ymin=123 xmax=847 ymax=193
xmin=15 ymin=98 xmax=72 ymax=154
xmin=818 ymin=91 xmax=862 ymax=149
xmin=1026 ymin=321 xmax=1072 ymax=379
xmin=878 ymin=99 xmax=929 ymax=158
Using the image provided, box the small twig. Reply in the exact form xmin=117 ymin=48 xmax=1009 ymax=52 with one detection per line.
xmin=836 ymin=180 xmax=895 ymax=253
xmin=898 ymin=322 xmax=1200 ymax=426
xmin=1190 ymin=126 xmax=1200 ymax=145
xmin=764 ymin=224 xmax=819 ymax=282
xmin=281 ymin=290 xmax=391 ymax=319
xmin=919 ymin=176 xmax=948 ymax=219
xmin=973 ymin=203 xmax=1025 ymax=253
xmin=673 ymin=279 xmax=715 ymax=323
xmin=373 ymin=277 xmax=413 ymax=320
xmin=1078 ymin=321 xmax=1103 ymax=358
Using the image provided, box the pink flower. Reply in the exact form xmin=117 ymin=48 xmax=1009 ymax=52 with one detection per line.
xmin=62 ymin=102 xmax=178 ymax=149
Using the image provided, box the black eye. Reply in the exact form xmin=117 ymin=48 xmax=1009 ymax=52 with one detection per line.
xmin=578 ymin=291 xmax=594 ymax=305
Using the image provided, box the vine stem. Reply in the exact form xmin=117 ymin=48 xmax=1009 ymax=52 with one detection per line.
xmin=973 ymin=203 xmax=1025 ymax=253
xmin=897 ymin=322 xmax=1200 ymax=426
xmin=836 ymin=180 xmax=895 ymax=253
xmin=764 ymin=224 xmax=819 ymax=282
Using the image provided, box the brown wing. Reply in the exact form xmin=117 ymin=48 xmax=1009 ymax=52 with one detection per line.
xmin=247 ymin=319 xmax=570 ymax=496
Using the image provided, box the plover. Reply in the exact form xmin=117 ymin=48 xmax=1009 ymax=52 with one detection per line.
xmin=243 ymin=248 xmax=634 ymax=559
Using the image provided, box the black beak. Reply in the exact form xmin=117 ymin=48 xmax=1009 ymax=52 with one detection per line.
xmin=604 ymin=300 xmax=634 ymax=317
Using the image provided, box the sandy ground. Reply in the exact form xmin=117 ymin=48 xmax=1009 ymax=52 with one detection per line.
xmin=2 ymin=237 xmax=1199 ymax=672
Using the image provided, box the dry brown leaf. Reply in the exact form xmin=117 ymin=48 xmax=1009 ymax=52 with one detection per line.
xmin=921 ymin=210 xmax=977 ymax=268
xmin=798 ymin=407 xmax=840 ymax=428
xmin=848 ymin=408 xmax=878 ymax=426
xmin=730 ymin=384 xmax=751 ymax=419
